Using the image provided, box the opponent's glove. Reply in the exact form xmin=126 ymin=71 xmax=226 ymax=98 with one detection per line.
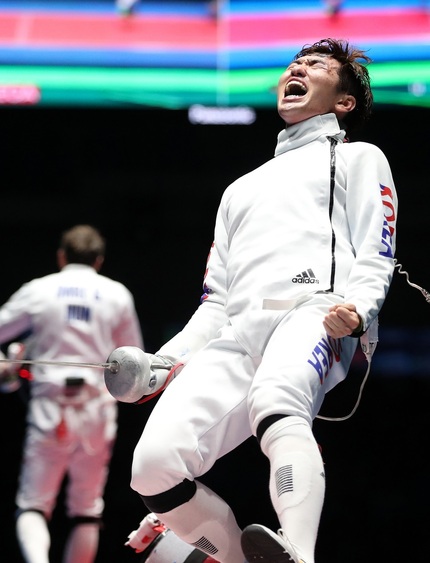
xmin=104 ymin=346 xmax=184 ymax=404
xmin=0 ymin=342 xmax=26 ymax=393
xmin=124 ymin=513 xmax=167 ymax=553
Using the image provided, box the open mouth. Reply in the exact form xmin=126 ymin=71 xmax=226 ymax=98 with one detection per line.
xmin=284 ymin=80 xmax=307 ymax=99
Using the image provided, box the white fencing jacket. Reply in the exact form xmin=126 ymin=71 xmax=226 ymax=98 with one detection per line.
xmin=160 ymin=113 xmax=397 ymax=360
xmin=0 ymin=264 xmax=143 ymax=397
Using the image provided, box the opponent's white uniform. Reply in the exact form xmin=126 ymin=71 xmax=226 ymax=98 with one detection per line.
xmin=130 ymin=114 xmax=397 ymax=562
xmin=0 ymin=263 xmax=143 ymax=520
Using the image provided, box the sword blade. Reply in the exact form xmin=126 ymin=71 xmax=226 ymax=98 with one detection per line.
xmin=0 ymin=358 xmax=115 ymax=370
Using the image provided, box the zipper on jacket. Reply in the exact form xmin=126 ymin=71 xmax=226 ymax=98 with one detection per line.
xmin=327 ymin=136 xmax=337 ymax=292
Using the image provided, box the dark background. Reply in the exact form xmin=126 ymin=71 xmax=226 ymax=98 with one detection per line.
xmin=0 ymin=104 xmax=429 ymax=562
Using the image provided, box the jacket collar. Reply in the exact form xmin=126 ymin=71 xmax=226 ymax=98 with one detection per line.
xmin=274 ymin=113 xmax=346 ymax=157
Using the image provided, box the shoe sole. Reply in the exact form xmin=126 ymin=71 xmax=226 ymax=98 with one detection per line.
xmin=241 ymin=524 xmax=298 ymax=563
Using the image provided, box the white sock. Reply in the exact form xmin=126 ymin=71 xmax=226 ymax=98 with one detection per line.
xmin=63 ymin=523 xmax=100 ymax=563
xmin=16 ymin=511 xmax=50 ymax=563
xmin=154 ymin=481 xmax=245 ymax=563
xmin=260 ymin=416 xmax=325 ymax=563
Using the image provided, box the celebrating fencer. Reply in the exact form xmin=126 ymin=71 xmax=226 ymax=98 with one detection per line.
xmin=107 ymin=38 xmax=397 ymax=563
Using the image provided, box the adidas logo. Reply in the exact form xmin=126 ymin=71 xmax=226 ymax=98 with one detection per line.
xmin=292 ymin=268 xmax=319 ymax=284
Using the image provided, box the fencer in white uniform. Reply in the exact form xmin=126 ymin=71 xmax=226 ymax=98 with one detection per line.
xmin=0 ymin=225 xmax=143 ymax=563
xmin=125 ymin=39 xmax=397 ymax=563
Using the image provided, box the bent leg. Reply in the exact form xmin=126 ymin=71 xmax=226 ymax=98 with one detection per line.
xmin=248 ymin=295 xmax=357 ymax=563
xmin=260 ymin=416 xmax=324 ymax=563
xmin=131 ymin=326 xmax=255 ymax=562
xmin=249 ymin=295 xmax=357 ymax=431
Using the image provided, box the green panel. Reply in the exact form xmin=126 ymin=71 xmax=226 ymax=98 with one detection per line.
xmin=0 ymin=62 xmax=429 ymax=108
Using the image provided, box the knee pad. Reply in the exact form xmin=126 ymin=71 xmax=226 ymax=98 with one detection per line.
xmin=140 ymin=479 xmax=197 ymax=514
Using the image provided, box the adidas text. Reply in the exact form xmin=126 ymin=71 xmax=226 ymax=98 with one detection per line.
xmin=292 ymin=268 xmax=319 ymax=284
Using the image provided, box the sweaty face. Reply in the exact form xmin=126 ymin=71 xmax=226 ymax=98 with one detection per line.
xmin=277 ymin=54 xmax=348 ymax=126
